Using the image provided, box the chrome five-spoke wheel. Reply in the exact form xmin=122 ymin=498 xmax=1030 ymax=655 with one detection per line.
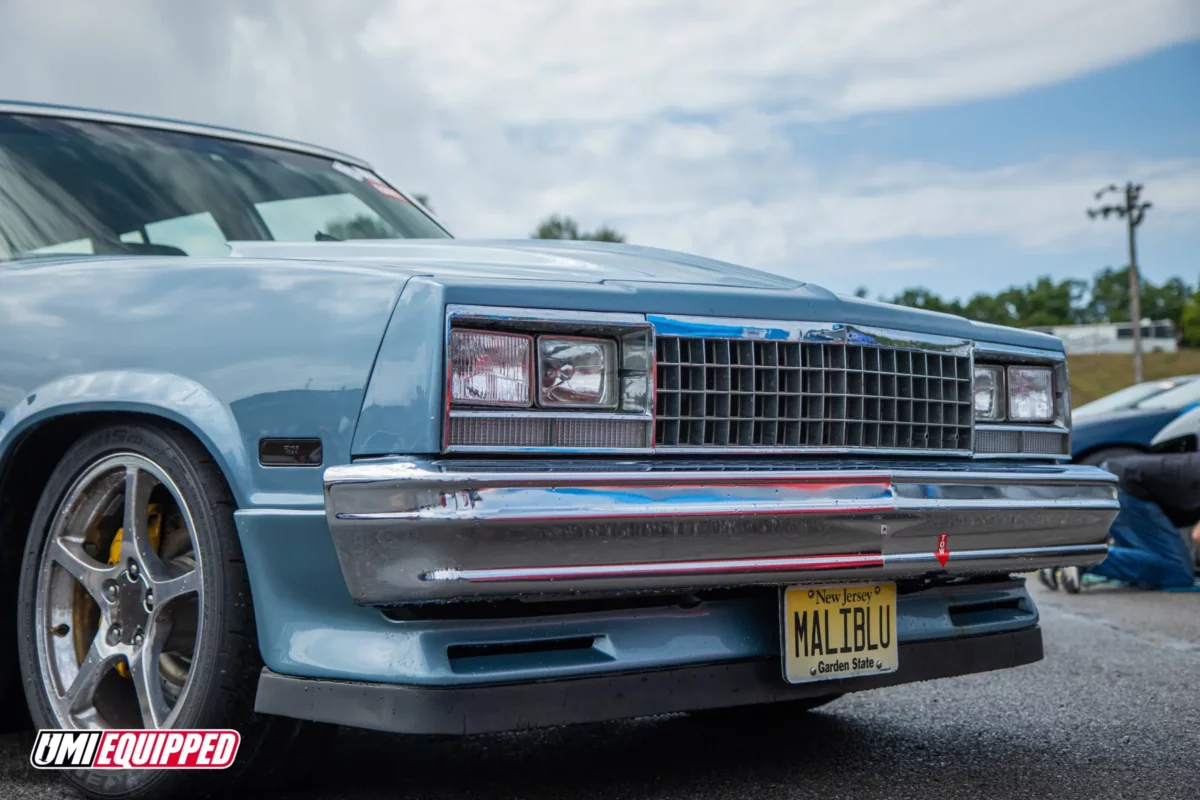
xmin=18 ymin=422 xmax=333 ymax=798
xmin=35 ymin=453 xmax=203 ymax=730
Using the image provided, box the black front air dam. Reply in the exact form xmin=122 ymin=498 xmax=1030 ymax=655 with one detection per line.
xmin=254 ymin=626 xmax=1043 ymax=735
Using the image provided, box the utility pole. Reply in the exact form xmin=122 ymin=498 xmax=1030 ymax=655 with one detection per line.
xmin=1088 ymin=183 xmax=1152 ymax=383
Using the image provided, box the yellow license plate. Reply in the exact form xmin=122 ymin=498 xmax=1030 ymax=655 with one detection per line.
xmin=782 ymin=582 xmax=898 ymax=684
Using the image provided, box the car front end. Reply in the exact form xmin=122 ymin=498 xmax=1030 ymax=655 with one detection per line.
xmin=250 ymin=298 xmax=1119 ymax=734
xmin=0 ymin=103 xmax=1122 ymax=798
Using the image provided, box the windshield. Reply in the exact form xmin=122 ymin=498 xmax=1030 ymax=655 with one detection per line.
xmin=1134 ymin=378 xmax=1200 ymax=411
xmin=0 ymin=113 xmax=448 ymax=261
xmin=1074 ymin=378 xmax=1196 ymax=417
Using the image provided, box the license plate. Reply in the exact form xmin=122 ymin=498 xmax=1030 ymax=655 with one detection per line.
xmin=781 ymin=582 xmax=898 ymax=684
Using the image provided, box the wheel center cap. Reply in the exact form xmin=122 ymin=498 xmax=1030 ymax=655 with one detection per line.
xmin=111 ymin=566 xmax=151 ymax=644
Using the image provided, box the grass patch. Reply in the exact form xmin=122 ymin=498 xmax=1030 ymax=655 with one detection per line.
xmin=1068 ymin=350 xmax=1200 ymax=407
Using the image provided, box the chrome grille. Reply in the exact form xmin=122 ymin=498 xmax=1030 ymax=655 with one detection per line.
xmin=654 ymin=336 xmax=972 ymax=451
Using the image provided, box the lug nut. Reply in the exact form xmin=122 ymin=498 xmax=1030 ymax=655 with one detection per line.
xmin=132 ymin=629 xmax=145 ymax=647
xmin=104 ymin=582 xmax=119 ymax=601
xmin=143 ymin=590 xmax=154 ymax=612
xmin=106 ymin=624 xmax=121 ymax=646
xmin=127 ymin=561 xmax=140 ymax=580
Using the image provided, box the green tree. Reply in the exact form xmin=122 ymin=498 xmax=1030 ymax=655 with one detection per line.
xmin=1143 ymin=276 xmax=1192 ymax=329
xmin=962 ymin=293 xmax=1018 ymax=327
xmin=884 ymin=266 xmax=1199 ymax=335
xmin=884 ymin=288 xmax=962 ymax=316
xmin=1082 ymin=266 xmax=1136 ymax=323
xmin=533 ymin=214 xmax=626 ymax=243
xmin=995 ymin=277 xmax=1087 ymax=328
xmin=1181 ymin=291 xmax=1200 ymax=347
xmin=1079 ymin=267 xmax=1192 ymax=328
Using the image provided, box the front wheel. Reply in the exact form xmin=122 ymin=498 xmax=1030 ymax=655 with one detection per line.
xmin=16 ymin=422 xmax=322 ymax=798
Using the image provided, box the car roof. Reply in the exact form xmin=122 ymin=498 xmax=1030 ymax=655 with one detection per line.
xmin=0 ymin=99 xmax=372 ymax=169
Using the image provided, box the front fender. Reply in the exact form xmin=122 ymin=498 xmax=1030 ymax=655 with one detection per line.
xmin=0 ymin=257 xmax=409 ymax=509
xmin=352 ymin=277 xmax=449 ymax=456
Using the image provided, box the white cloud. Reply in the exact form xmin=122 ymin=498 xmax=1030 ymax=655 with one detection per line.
xmin=0 ymin=0 xmax=1197 ymax=296
xmin=361 ymin=0 xmax=1197 ymax=124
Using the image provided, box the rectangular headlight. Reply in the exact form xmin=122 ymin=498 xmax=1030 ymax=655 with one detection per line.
xmin=537 ymin=336 xmax=617 ymax=408
xmin=973 ymin=365 xmax=1004 ymax=421
xmin=449 ymin=329 xmax=532 ymax=407
xmin=1007 ymin=366 xmax=1054 ymax=422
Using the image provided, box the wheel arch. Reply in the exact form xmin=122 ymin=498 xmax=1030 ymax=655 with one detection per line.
xmin=0 ymin=371 xmax=249 ymax=508
xmin=0 ymin=404 xmax=241 ymax=552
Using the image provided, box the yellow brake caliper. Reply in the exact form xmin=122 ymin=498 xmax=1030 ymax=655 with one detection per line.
xmin=107 ymin=504 xmax=163 ymax=678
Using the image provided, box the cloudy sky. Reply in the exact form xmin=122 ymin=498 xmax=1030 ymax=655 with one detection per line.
xmin=2 ymin=0 xmax=1198 ymax=299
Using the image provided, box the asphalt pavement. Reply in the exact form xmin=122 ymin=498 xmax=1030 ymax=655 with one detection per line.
xmin=2 ymin=580 xmax=1197 ymax=800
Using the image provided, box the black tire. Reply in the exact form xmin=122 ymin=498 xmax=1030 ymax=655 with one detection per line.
xmin=16 ymin=421 xmax=329 ymax=799
xmin=1078 ymin=446 xmax=1143 ymax=469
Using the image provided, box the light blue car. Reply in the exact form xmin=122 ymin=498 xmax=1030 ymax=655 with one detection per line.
xmin=0 ymin=102 xmax=1119 ymax=798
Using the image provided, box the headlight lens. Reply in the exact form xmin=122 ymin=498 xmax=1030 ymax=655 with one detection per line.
xmin=617 ymin=331 xmax=653 ymax=413
xmin=1007 ymin=366 xmax=1054 ymax=422
xmin=538 ymin=336 xmax=617 ymax=408
xmin=973 ymin=365 xmax=1004 ymax=420
xmin=449 ymin=329 xmax=532 ymax=407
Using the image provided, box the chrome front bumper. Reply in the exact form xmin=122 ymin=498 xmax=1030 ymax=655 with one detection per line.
xmin=323 ymin=458 xmax=1119 ymax=604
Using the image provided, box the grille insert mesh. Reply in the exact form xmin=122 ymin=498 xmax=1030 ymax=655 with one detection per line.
xmin=448 ymin=416 xmax=650 ymax=449
xmin=975 ymin=428 xmax=1068 ymax=456
xmin=654 ymin=337 xmax=972 ymax=451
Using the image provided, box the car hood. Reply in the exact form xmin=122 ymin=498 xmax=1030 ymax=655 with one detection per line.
xmin=228 ymin=239 xmax=801 ymax=289
xmin=225 ymin=239 xmax=1062 ymax=350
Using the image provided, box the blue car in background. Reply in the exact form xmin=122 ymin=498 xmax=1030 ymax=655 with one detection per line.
xmin=1073 ymin=378 xmax=1200 ymax=464
xmin=1073 ymin=376 xmax=1199 ymax=420
xmin=1152 ymin=405 xmax=1200 ymax=453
